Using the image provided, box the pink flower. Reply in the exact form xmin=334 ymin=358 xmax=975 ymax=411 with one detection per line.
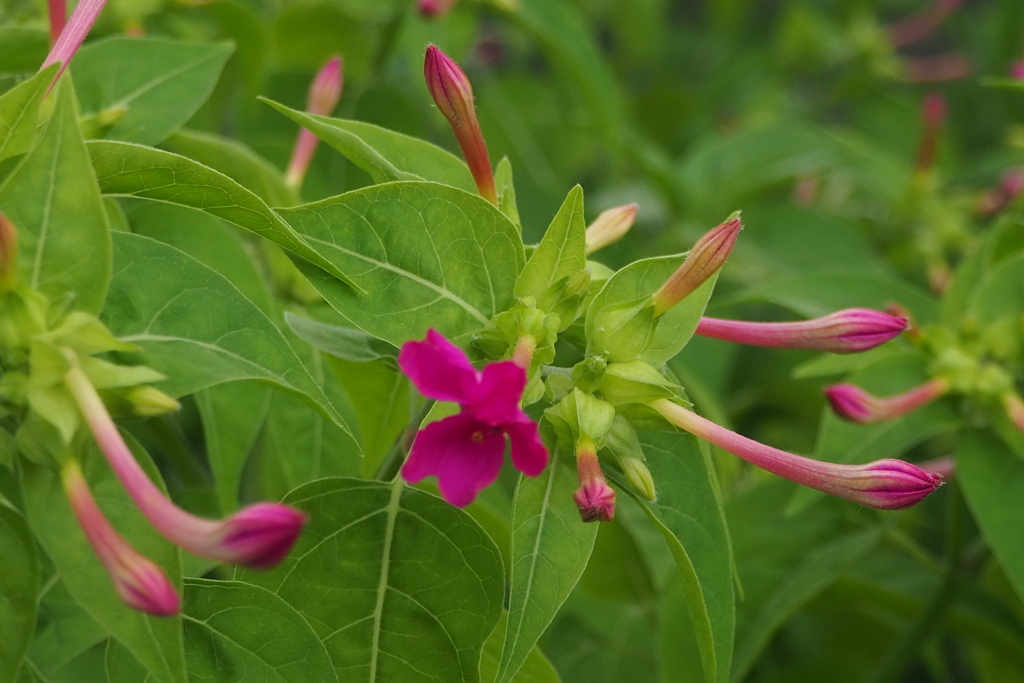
xmin=399 ymin=330 xmax=549 ymax=506
xmin=824 ymin=379 xmax=949 ymax=424
xmin=419 ymin=0 xmax=459 ymax=18
xmin=62 ymin=461 xmax=180 ymax=616
xmin=695 ymin=308 xmax=907 ymax=354
xmin=572 ymin=439 xmax=616 ymax=522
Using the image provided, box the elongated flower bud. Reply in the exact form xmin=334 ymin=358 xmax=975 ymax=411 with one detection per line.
xmin=573 ymin=437 xmax=616 ymax=522
xmin=49 ymin=0 xmax=66 ymax=44
xmin=652 ymin=399 xmax=942 ymax=510
xmin=618 ymin=455 xmax=656 ymax=501
xmin=903 ymin=53 xmax=971 ymax=83
xmin=1003 ymin=392 xmax=1024 ymax=433
xmin=41 ymin=0 xmax=109 ymax=91
xmin=424 ymin=45 xmax=498 ymax=205
xmin=888 ymin=0 xmax=961 ymax=48
xmin=824 ymin=378 xmax=949 ymax=424
xmin=62 ymin=461 xmax=180 ymax=616
xmin=651 ymin=216 xmax=741 ymax=317
xmin=286 ymin=56 xmax=344 ymax=190
xmin=915 ymin=92 xmax=946 ymax=174
xmin=64 ymin=361 xmax=307 ymax=568
xmin=0 ymin=212 xmax=17 ymax=291
xmin=1013 ymin=61 xmax=1024 ymax=80
xmin=695 ymin=308 xmax=907 ymax=354
xmin=585 ymin=203 xmax=637 ymax=255
xmin=419 ymin=0 xmax=459 ymax=17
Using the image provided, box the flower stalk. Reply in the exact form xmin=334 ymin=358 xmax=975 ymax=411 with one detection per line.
xmin=652 ymin=399 xmax=942 ymax=509
xmin=62 ymin=460 xmax=180 ymax=616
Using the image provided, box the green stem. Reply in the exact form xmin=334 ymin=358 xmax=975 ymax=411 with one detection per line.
xmin=376 ymin=398 xmax=435 ymax=482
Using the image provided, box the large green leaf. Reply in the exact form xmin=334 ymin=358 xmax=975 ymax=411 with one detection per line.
xmin=496 ymin=462 xmax=598 ymax=683
xmin=0 ymin=64 xmax=59 ymax=162
xmin=585 ymin=254 xmax=716 ymax=364
xmin=101 ymin=232 xmax=357 ymax=447
xmin=22 ymin=438 xmax=187 ymax=683
xmin=87 ymin=140 xmax=358 ymax=289
xmin=629 ymin=431 xmax=735 ymax=683
xmin=182 ymin=579 xmax=338 ymax=682
xmin=163 ymin=129 xmax=295 ymax=208
xmin=0 ymin=78 xmax=111 ymax=314
xmin=0 ymin=28 xmax=49 ymax=76
xmin=0 ymin=505 xmax=39 ymax=680
xmin=28 ymin=581 xmax=107 ymax=679
xmin=514 ymin=185 xmax=586 ymax=300
xmin=286 ymin=312 xmax=397 ymax=364
xmin=969 ymin=251 xmax=1024 ymax=325
xmin=481 ymin=613 xmax=560 ymax=683
xmin=262 ymin=98 xmax=476 ymax=191
xmin=71 ymin=37 xmax=232 ymax=146
xmin=236 ymin=478 xmax=504 ymax=682
xmin=280 ymin=182 xmax=524 ymax=347
xmin=959 ymin=430 xmax=1024 ymax=604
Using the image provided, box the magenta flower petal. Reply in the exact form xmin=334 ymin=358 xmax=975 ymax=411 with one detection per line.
xmin=216 ymin=503 xmax=308 ymax=569
xmin=473 ymin=361 xmax=527 ymax=425
xmin=398 ymin=329 xmax=479 ymax=404
xmin=402 ymin=414 xmax=506 ymax=507
xmin=504 ymin=417 xmax=549 ymax=477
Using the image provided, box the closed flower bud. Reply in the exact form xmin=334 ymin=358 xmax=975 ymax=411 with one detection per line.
xmin=651 ymin=399 xmax=942 ymax=510
xmin=824 ymin=378 xmax=949 ymax=424
xmin=652 ymin=216 xmax=741 ymax=317
xmin=573 ymin=438 xmax=616 ymax=522
xmin=212 ymin=503 xmax=309 ymax=569
xmin=126 ymin=386 xmax=180 ymax=417
xmin=585 ymin=203 xmax=637 ymax=255
xmin=0 ymin=212 xmax=17 ymax=291
xmin=424 ymin=45 xmax=498 ymax=205
xmin=618 ymin=455 xmax=656 ymax=501
xmin=1002 ymin=392 xmax=1024 ymax=433
xmin=418 ymin=0 xmax=459 ymax=18
xmin=695 ymin=308 xmax=907 ymax=354
xmin=62 ymin=461 xmax=180 ymax=616
xmin=286 ymin=56 xmax=344 ymax=189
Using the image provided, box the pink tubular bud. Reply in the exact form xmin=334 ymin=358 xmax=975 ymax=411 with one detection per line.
xmin=695 ymin=308 xmax=907 ymax=354
xmin=903 ymin=53 xmax=971 ymax=83
xmin=915 ymin=92 xmax=946 ymax=173
xmin=824 ymin=378 xmax=949 ymax=424
xmin=651 ymin=216 xmax=741 ymax=317
xmin=419 ymin=0 xmax=459 ymax=18
xmin=1002 ymin=392 xmax=1024 ymax=433
xmin=585 ymin=203 xmax=637 ymax=255
xmin=41 ymin=0 xmax=109 ymax=92
xmin=1012 ymin=60 xmax=1024 ymax=80
xmin=652 ymin=399 xmax=942 ymax=510
xmin=63 ymin=362 xmax=307 ymax=568
xmin=62 ymin=461 xmax=180 ymax=616
xmin=285 ymin=55 xmax=344 ymax=190
xmin=887 ymin=0 xmax=961 ymax=48
xmin=49 ymin=0 xmax=66 ymax=44
xmin=572 ymin=438 xmax=616 ymax=522
xmin=424 ymin=45 xmax=498 ymax=205
xmin=0 ymin=212 xmax=17 ymax=291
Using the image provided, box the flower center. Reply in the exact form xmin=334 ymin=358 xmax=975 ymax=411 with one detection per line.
xmin=471 ymin=430 xmax=486 ymax=444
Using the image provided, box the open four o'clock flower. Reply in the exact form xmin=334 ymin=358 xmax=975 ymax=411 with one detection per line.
xmin=399 ymin=330 xmax=549 ymax=507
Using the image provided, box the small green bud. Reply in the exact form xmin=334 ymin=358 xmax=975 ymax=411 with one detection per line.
xmin=126 ymin=386 xmax=181 ymax=417
xmin=598 ymin=360 xmax=679 ymax=406
xmin=571 ymin=356 xmax=607 ymax=393
xmin=618 ymin=456 xmax=656 ymax=501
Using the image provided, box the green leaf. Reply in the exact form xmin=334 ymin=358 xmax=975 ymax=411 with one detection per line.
xmin=182 ymin=579 xmax=339 ymax=682
xmin=71 ymin=37 xmax=233 ymax=146
xmin=87 ymin=140 xmax=359 ymax=290
xmin=969 ymin=251 xmax=1024 ymax=325
xmin=497 ymin=462 xmax=598 ymax=683
xmin=0 ymin=78 xmax=111 ymax=314
xmin=163 ymin=129 xmax=295 ymax=207
xmin=194 ymin=382 xmax=271 ymax=514
xmin=482 ymin=613 xmax=560 ymax=683
xmin=280 ymin=181 xmax=524 ymax=347
xmin=0 ymin=28 xmax=49 ymax=76
xmin=959 ymin=430 xmax=1024 ymax=604
xmin=0 ymin=64 xmax=59 ymax=162
xmin=286 ymin=312 xmax=397 ymax=364
xmin=586 ymin=254 xmax=717 ymax=363
xmin=101 ymin=231 xmax=358 ymax=448
xmin=494 ymin=157 xmax=522 ymax=230
xmin=262 ymin=98 xmax=476 ymax=191
xmin=731 ymin=527 xmax=881 ymax=681
xmin=28 ymin=580 xmax=107 ymax=679
xmin=515 ymin=185 xmax=586 ymax=300
xmin=236 ymin=478 xmax=504 ymax=682
xmin=627 ymin=431 xmax=735 ymax=683
xmin=22 ymin=437 xmax=187 ymax=683
xmin=0 ymin=505 xmax=39 ymax=680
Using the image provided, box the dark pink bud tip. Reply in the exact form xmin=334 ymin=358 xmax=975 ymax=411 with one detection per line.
xmin=118 ymin=561 xmax=182 ymax=616
xmin=220 ymin=503 xmax=308 ymax=569
xmin=857 ymin=459 xmax=944 ymax=510
xmin=573 ymin=481 xmax=617 ymax=523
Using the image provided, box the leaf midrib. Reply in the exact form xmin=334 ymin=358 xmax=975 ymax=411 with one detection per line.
xmin=369 ymin=479 xmax=404 ymax=682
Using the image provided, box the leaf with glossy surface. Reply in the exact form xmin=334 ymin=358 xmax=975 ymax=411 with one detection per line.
xmin=0 ymin=78 xmax=111 ymax=313
xmin=497 ymin=462 xmax=598 ymax=683
xmin=0 ymin=64 xmax=59 ymax=162
xmin=514 ymin=185 xmax=585 ymax=300
xmin=72 ymin=37 xmax=232 ymax=146
xmin=585 ymin=254 xmax=716 ymax=363
xmin=22 ymin=437 xmax=187 ymax=683
xmin=101 ymin=232 xmax=357 ymax=446
xmin=262 ymin=98 xmax=476 ymax=191
xmin=236 ymin=478 xmax=503 ymax=682
xmin=0 ymin=506 xmax=39 ymax=680
xmin=629 ymin=430 xmax=735 ymax=683
xmin=87 ymin=140 xmax=357 ymax=289
xmin=182 ymin=579 xmax=338 ymax=682
xmin=281 ymin=182 xmax=523 ymax=347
